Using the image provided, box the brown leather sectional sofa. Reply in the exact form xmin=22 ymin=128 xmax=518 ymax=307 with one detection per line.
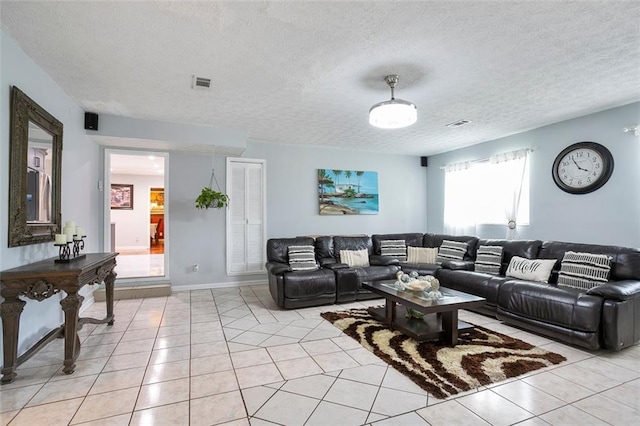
xmin=265 ymin=233 xmax=640 ymax=351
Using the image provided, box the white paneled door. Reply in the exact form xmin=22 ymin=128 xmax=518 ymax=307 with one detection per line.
xmin=227 ymin=158 xmax=266 ymax=275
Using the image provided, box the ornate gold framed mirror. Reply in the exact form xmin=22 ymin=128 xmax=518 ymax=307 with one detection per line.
xmin=8 ymin=86 xmax=63 ymax=247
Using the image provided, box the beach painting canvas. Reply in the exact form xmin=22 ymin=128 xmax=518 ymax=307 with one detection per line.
xmin=318 ymin=169 xmax=379 ymax=215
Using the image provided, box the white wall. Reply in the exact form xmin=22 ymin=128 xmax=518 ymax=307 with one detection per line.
xmin=167 ymin=152 xmax=233 ymax=287
xmin=111 ymin=173 xmax=164 ymax=249
xmin=1 ymin=31 xmax=103 ymax=356
xmin=165 ymin=142 xmax=428 ymax=288
xmin=242 ymin=141 xmax=428 ymax=238
xmin=425 ymin=102 xmax=640 ymax=247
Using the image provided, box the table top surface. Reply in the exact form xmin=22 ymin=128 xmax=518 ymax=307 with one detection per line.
xmin=0 ymin=252 xmax=118 ymax=279
xmin=363 ymin=280 xmax=485 ymax=309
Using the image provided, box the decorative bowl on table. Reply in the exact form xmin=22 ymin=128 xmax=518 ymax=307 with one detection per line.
xmin=404 ymin=280 xmax=430 ymax=292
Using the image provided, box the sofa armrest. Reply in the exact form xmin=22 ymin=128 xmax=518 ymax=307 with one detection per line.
xmin=323 ymin=263 xmax=350 ymax=270
xmin=370 ymin=255 xmax=400 ymax=266
xmin=587 ymin=280 xmax=640 ymax=301
xmin=441 ymin=260 xmax=475 ymax=271
xmin=266 ymin=261 xmax=291 ymax=275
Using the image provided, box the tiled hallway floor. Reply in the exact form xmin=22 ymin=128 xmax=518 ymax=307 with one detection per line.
xmin=115 ymin=254 xmax=164 ymax=279
xmin=1 ymin=285 xmax=639 ymax=425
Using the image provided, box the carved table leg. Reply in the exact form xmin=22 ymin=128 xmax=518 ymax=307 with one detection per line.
xmin=60 ymin=292 xmax=84 ymax=374
xmin=104 ymin=270 xmax=116 ymax=326
xmin=1 ymin=298 xmax=26 ymax=384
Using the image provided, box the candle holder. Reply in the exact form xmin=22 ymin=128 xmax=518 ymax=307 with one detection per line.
xmin=55 ymin=235 xmax=87 ymax=263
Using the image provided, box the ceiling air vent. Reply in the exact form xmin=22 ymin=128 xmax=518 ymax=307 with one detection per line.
xmin=446 ymin=119 xmax=471 ymax=128
xmin=192 ymin=76 xmax=211 ymax=89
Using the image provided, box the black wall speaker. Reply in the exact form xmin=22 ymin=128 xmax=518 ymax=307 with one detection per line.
xmin=420 ymin=156 xmax=428 ymax=167
xmin=84 ymin=112 xmax=99 ymax=131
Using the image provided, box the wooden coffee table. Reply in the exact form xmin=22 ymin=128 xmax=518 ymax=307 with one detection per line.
xmin=362 ymin=280 xmax=485 ymax=346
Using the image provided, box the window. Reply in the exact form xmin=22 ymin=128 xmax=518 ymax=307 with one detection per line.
xmin=444 ymin=149 xmax=530 ymax=237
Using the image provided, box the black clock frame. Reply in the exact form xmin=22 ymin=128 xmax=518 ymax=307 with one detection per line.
xmin=552 ymin=141 xmax=614 ymax=194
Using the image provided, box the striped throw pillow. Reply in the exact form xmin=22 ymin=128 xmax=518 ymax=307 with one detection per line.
xmin=380 ymin=240 xmax=407 ymax=261
xmin=557 ymin=251 xmax=611 ymax=290
xmin=436 ymin=240 xmax=468 ymax=263
xmin=288 ymin=245 xmax=318 ymax=271
xmin=475 ymin=245 xmax=503 ymax=275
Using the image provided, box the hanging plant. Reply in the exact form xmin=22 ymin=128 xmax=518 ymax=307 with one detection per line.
xmin=195 ymin=169 xmax=229 ymax=209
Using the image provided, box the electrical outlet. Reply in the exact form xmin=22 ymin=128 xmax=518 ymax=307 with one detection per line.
xmin=192 ymin=264 xmax=199 ymax=272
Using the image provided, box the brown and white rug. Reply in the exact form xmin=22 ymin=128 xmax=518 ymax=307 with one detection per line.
xmin=321 ymin=307 xmax=566 ymax=399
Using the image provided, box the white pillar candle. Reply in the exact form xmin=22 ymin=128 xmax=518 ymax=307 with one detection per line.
xmin=55 ymin=234 xmax=67 ymax=244
xmin=65 ymin=221 xmax=75 ymax=229
xmin=76 ymin=226 xmax=85 ymax=237
xmin=66 ymin=230 xmax=74 ymax=242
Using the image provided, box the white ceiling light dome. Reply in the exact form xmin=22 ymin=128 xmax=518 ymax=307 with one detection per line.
xmin=369 ymin=75 xmax=417 ymax=129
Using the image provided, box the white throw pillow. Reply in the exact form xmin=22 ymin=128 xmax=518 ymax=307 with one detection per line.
xmin=406 ymin=246 xmax=438 ymax=264
xmin=340 ymin=249 xmax=370 ymax=267
xmin=505 ymin=256 xmax=556 ymax=283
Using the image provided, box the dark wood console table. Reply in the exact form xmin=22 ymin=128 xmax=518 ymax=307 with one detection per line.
xmin=0 ymin=252 xmax=117 ymax=384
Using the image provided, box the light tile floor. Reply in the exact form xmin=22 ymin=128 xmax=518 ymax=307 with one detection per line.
xmin=115 ymin=254 xmax=164 ymax=279
xmin=1 ymin=285 xmax=639 ymax=425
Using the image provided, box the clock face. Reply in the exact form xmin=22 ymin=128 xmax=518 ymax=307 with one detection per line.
xmin=552 ymin=142 xmax=614 ymax=194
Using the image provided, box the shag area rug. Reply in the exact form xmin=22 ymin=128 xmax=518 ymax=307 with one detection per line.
xmin=321 ymin=307 xmax=566 ymax=399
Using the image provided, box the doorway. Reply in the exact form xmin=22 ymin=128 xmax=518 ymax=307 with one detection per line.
xmin=106 ymin=150 xmax=168 ymax=280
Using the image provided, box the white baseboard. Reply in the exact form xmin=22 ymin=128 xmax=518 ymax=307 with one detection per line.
xmin=89 ymin=280 xmax=267 ymax=301
xmin=94 ymin=284 xmax=172 ymax=301
xmin=172 ymin=279 xmax=268 ymax=292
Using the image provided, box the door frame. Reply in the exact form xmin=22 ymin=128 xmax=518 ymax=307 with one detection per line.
xmin=103 ymin=148 xmax=170 ymax=282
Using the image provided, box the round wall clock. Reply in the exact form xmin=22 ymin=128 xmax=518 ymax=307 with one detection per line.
xmin=552 ymin=142 xmax=614 ymax=194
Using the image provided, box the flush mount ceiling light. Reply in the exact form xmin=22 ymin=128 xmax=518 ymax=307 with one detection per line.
xmin=369 ymin=75 xmax=417 ymax=129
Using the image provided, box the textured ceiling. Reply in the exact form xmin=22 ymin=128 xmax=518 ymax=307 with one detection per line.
xmin=2 ymin=1 xmax=639 ymax=156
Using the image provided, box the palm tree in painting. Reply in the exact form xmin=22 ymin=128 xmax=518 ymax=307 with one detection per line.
xmin=345 ymin=170 xmax=352 ymax=188
xmin=356 ymin=171 xmax=364 ymax=194
xmin=332 ymin=169 xmax=343 ymax=188
xmin=318 ymin=169 xmax=333 ymax=201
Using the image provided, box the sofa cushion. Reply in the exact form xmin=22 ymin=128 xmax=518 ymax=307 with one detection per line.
xmin=424 ymin=234 xmax=478 ymax=261
xmin=539 ymin=241 xmax=640 ymax=282
xmin=506 ymin=256 xmax=556 ymax=283
xmin=478 ymin=239 xmax=543 ymax=266
xmin=267 ymin=237 xmax=316 ymax=264
xmin=288 ymin=245 xmax=318 ymax=271
xmin=437 ymin=269 xmax=499 ymax=304
xmin=557 ymin=251 xmax=612 ymax=290
xmin=334 ymin=236 xmax=372 ymax=256
xmin=475 ymin=245 xmax=503 ymax=274
xmin=380 ymin=240 xmax=407 ymax=261
xmin=283 ymin=269 xmax=336 ymax=299
xmin=407 ymin=246 xmax=438 ymax=264
xmin=436 ymin=240 xmax=468 ymax=263
xmin=372 ymin=233 xmax=423 ymax=254
xmin=498 ymin=280 xmax=603 ymax=332
xmin=340 ymin=249 xmax=370 ymax=267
